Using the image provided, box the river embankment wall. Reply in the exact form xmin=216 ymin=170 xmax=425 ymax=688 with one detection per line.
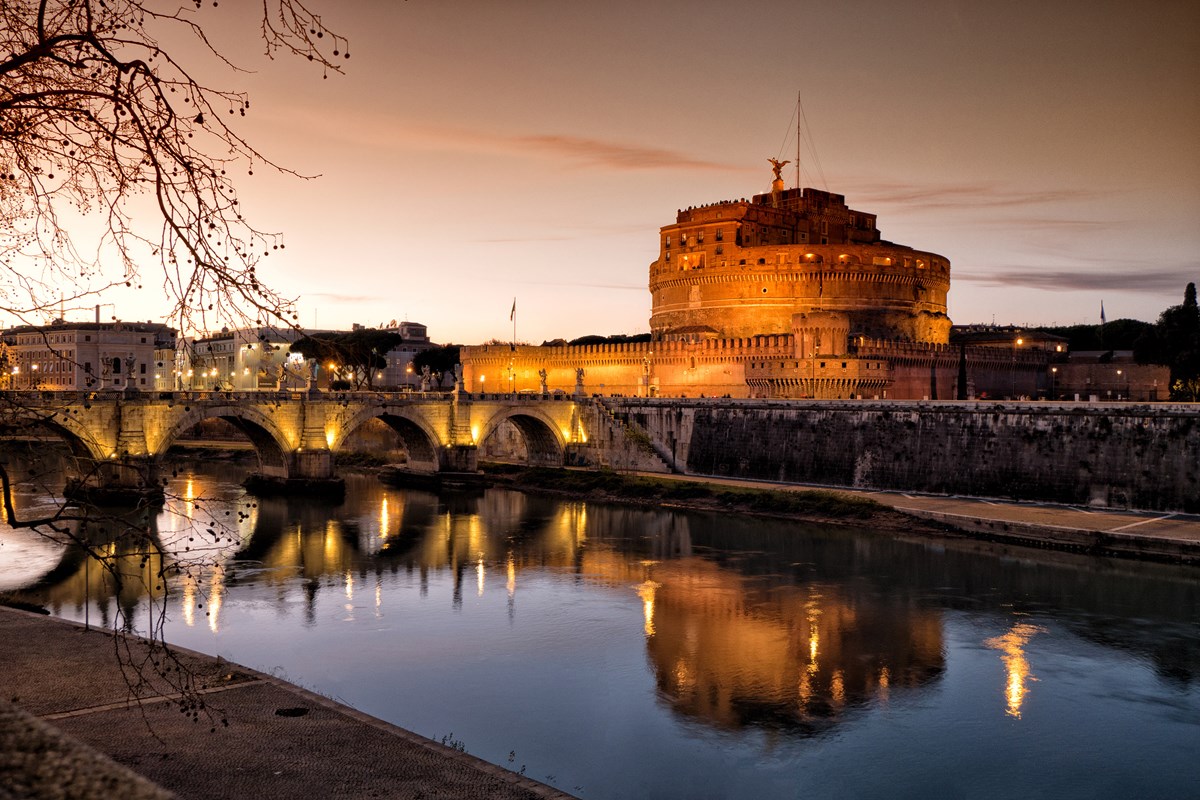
xmin=604 ymin=399 xmax=1200 ymax=512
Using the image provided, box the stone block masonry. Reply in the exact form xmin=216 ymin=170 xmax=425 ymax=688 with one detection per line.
xmin=608 ymin=399 xmax=1200 ymax=513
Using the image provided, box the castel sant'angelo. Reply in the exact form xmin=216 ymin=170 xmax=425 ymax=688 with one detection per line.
xmin=461 ymin=162 xmax=1046 ymax=400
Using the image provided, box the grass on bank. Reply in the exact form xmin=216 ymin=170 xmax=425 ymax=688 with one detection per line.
xmin=481 ymin=464 xmax=881 ymax=520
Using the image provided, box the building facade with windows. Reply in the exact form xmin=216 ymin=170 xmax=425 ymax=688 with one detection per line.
xmin=2 ymin=320 xmax=176 ymax=391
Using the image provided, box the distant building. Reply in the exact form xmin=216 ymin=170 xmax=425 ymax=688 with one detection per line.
xmin=1050 ymin=351 xmax=1169 ymax=402
xmin=183 ymin=321 xmax=435 ymax=391
xmin=186 ymin=327 xmax=309 ymax=391
xmin=2 ymin=319 xmax=176 ymax=391
xmin=376 ymin=321 xmax=432 ymax=390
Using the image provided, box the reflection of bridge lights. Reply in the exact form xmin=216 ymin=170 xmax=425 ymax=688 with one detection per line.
xmin=208 ymin=566 xmax=224 ymax=633
xmin=985 ymin=622 xmax=1043 ymax=719
xmin=344 ymin=569 xmax=354 ymax=601
xmin=182 ymin=576 xmax=197 ymax=627
xmin=379 ymin=498 xmax=390 ymax=539
xmin=506 ymin=553 xmax=516 ymax=598
xmin=477 ymin=555 xmax=485 ymax=597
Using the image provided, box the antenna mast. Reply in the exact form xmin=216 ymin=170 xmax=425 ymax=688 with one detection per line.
xmin=795 ymin=90 xmax=801 ymax=189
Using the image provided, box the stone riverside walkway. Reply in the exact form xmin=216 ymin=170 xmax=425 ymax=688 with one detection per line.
xmin=635 ymin=471 xmax=1200 ymax=564
xmin=0 ymin=606 xmax=576 ymax=800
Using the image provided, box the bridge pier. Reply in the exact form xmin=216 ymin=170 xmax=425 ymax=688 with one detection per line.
xmin=65 ymin=455 xmax=165 ymax=506
xmin=438 ymin=445 xmax=478 ymax=473
xmin=243 ymin=448 xmax=346 ymax=500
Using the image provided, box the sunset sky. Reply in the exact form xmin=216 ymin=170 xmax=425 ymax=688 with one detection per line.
xmin=99 ymin=1 xmax=1200 ymax=343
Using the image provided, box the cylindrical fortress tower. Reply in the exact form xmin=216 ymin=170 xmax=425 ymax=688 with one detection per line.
xmin=648 ymin=185 xmax=951 ymax=344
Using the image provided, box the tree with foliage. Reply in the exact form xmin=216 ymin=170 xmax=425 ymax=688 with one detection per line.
xmin=412 ymin=344 xmax=460 ymax=389
xmin=290 ymin=329 xmax=402 ymax=390
xmin=1153 ymin=283 xmax=1200 ymax=397
xmin=1034 ymin=319 xmax=1156 ymax=354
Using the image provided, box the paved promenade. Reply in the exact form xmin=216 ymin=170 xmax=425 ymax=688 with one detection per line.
xmin=639 ymin=472 xmax=1200 ymax=564
xmin=0 ymin=606 xmax=576 ymax=800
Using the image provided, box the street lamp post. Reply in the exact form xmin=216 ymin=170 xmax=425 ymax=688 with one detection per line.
xmin=1012 ymin=337 xmax=1023 ymax=399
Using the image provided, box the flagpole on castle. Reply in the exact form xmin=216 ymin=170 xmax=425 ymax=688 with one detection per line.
xmin=509 ymin=297 xmax=517 ymax=394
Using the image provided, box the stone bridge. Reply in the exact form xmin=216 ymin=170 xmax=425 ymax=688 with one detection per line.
xmin=0 ymin=389 xmax=595 ymax=498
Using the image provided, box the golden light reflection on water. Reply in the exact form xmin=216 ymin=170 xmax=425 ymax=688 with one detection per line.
xmin=184 ymin=478 xmax=195 ymax=520
xmin=985 ymin=621 xmax=1043 ymax=719
xmin=207 ymin=565 xmax=224 ymax=633
xmin=11 ymin=477 xmax=949 ymax=736
xmin=637 ymin=580 xmax=660 ymax=637
xmin=182 ymin=575 xmax=196 ymax=627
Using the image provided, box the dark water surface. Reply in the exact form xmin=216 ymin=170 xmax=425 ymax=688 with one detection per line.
xmin=3 ymin=461 xmax=1199 ymax=799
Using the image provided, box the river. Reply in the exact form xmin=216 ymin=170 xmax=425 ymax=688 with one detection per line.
xmin=3 ymin=458 xmax=1198 ymax=799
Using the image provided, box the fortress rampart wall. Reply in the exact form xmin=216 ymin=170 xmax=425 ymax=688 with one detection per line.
xmin=607 ymin=398 xmax=1200 ymax=512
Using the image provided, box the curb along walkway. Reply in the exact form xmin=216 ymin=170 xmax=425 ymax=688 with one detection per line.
xmin=0 ymin=606 xmax=576 ymax=800
xmin=636 ymin=472 xmax=1200 ymax=564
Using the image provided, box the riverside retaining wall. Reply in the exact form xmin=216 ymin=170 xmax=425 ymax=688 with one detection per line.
xmin=605 ymin=399 xmax=1200 ymax=512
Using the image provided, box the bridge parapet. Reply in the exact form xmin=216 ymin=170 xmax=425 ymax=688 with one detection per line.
xmin=0 ymin=390 xmax=601 ymax=499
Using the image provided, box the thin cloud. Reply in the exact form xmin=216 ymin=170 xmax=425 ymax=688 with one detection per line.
xmin=263 ymin=107 xmax=733 ymax=172
xmin=304 ymin=292 xmax=378 ymax=303
xmin=955 ymin=267 xmax=1194 ymax=293
xmin=515 ymin=134 xmax=729 ymax=171
xmin=849 ymin=181 xmax=1103 ymax=211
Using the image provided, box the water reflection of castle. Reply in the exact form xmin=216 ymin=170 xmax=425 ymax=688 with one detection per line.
xmin=13 ymin=476 xmax=1200 ymax=731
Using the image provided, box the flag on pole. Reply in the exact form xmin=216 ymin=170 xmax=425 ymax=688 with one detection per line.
xmin=1100 ymin=301 xmax=1106 ymax=324
xmin=510 ymin=298 xmax=516 ymax=321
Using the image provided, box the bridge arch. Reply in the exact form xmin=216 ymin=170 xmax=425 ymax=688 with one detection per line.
xmin=153 ymin=405 xmax=294 ymax=478
xmin=476 ymin=406 xmax=567 ymax=467
xmin=328 ymin=406 xmax=443 ymax=471
xmin=1 ymin=410 xmax=110 ymax=462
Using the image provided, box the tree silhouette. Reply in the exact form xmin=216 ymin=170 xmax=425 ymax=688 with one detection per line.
xmin=0 ymin=1 xmax=349 ymax=725
xmin=1 ymin=0 xmax=348 ymax=330
xmin=290 ymin=329 xmax=402 ymax=390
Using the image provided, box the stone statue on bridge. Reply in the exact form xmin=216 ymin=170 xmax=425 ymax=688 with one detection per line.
xmin=122 ymin=353 xmax=138 ymax=395
xmin=574 ymin=367 xmax=585 ymax=397
xmin=538 ymin=368 xmax=548 ymax=396
xmin=419 ymin=365 xmax=432 ymax=392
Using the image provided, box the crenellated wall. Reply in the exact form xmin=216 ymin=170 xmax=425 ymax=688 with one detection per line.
xmin=605 ymin=398 xmax=1200 ymax=512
